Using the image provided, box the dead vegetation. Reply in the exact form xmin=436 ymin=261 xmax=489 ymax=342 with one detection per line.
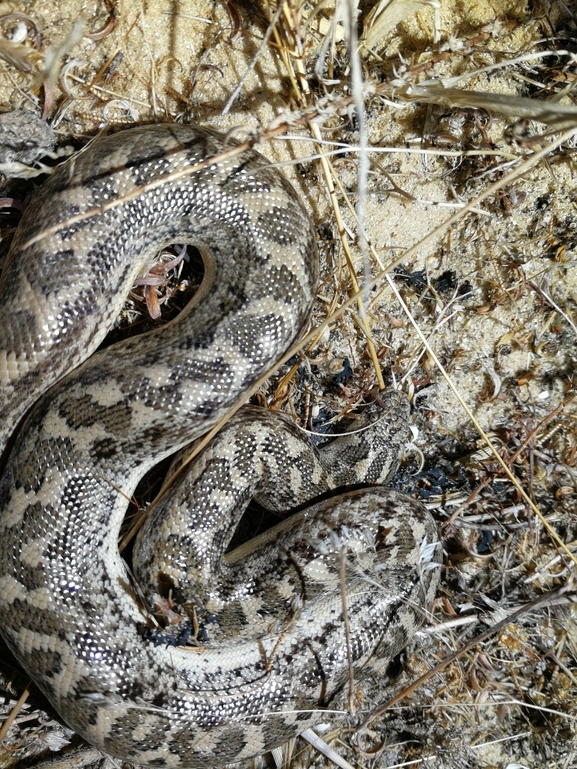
xmin=0 ymin=0 xmax=577 ymax=767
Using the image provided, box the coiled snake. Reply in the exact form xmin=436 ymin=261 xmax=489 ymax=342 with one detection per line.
xmin=0 ymin=124 xmax=440 ymax=767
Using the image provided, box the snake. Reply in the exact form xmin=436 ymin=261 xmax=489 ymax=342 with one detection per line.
xmin=0 ymin=123 xmax=440 ymax=768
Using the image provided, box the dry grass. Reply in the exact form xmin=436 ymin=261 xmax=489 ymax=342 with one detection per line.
xmin=0 ymin=1 xmax=577 ymax=767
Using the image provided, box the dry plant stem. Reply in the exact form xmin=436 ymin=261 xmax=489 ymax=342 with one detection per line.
xmin=339 ymin=547 xmax=356 ymax=716
xmin=529 ymin=280 xmax=577 ymax=338
xmin=266 ymin=3 xmax=347 ymax=397
xmin=272 ymin=138 xmax=518 ymax=164
xmin=359 ymin=581 xmax=574 ymax=732
xmin=272 ymin=0 xmax=385 ymax=389
xmin=341 ymin=0 xmax=368 ymax=259
xmin=119 ymin=127 xmax=577 ymax=553
xmin=222 ymin=0 xmax=286 ymax=116
xmin=62 ymin=72 xmax=154 ymax=110
xmin=300 ymin=728 xmax=357 ymax=769
xmin=273 ymin=1 xmax=385 ymax=389
xmin=444 ymin=477 xmax=492 ymax=527
xmin=309 ymin=120 xmax=385 ymax=390
xmin=0 ymin=681 xmax=31 ymax=741
xmin=506 ymin=395 xmax=576 ymax=469
xmin=270 ymin=5 xmax=302 ymax=97
xmin=20 ymin=143 xmax=253 ymax=251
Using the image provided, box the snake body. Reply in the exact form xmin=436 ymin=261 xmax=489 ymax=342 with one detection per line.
xmin=0 ymin=124 xmax=440 ymax=767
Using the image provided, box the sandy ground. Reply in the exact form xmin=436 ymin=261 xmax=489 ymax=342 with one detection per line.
xmin=0 ymin=1 xmax=576 ymax=767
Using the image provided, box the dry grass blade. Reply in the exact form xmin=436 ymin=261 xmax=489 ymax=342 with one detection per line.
xmin=403 ymin=82 xmax=577 ymax=131
xmin=222 ymin=1 xmax=285 ymax=115
xmin=20 ymin=141 xmax=251 ymax=251
xmin=301 ymin=728 xmax=358 ymax=769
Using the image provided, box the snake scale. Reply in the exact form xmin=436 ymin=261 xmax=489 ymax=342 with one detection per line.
xmin=0 ymin=124 xmax=440 ymax=767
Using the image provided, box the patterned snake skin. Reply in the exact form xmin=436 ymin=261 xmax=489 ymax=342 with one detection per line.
xmin=0 ymin=124 xmax=440 ymax=767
